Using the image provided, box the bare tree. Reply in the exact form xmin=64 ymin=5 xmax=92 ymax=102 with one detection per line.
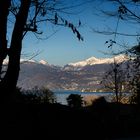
xmin=128 ymin=56 xmax=140 ymax=104
xmin=0 ymin=0 xmax=83 ymax=102
xmin=101 ymin=58 xmax=128 ymax=103
xmin=92 ymin=0 xmax=140 ymax=50
xmin=91 ymin=0 xmax=140 ymax=103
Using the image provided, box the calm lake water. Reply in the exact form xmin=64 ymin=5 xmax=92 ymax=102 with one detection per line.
xmin=54 ymin=90 xmax=112 ymax=105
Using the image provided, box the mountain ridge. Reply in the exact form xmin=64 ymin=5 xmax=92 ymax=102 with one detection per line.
xmin=68 ymin=54 xmax=128 ymax=67
xmin=16 ymin=54 xmax=128 ymax=91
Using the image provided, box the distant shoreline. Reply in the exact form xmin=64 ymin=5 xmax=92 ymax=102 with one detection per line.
xmin=53 ymin=90 xmax=113 ymax=94
xmin=54 ymin=90 xmax=113 ymax=105
xmin=54 ymin=90 xmax=130 ymax=105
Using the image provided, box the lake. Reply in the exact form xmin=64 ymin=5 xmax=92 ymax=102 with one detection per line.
xmin=54 ymin=90 xmax=113 ymax=105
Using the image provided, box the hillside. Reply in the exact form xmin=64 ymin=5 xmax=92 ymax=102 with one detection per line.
xmin=17 ymin=55 xmax=129 ymax=91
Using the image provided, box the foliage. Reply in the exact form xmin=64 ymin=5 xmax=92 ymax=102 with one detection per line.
xmin=15 ymin=86 xmax=56 ymax=104
xmin=66 ymin=94 xmax=83 ymax=108
xmin=90 ymin=96 xmax=108 ymax=111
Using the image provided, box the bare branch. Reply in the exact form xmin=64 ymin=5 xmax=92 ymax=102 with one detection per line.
xmin=92 ymin=28 xmax=140 ymax=37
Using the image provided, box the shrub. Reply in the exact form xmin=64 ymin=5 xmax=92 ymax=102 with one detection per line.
xmin=66 ymin=94 xmax=83 ymax=108
xmin=15 ymin=86 xmax=56 ymax=104
xmin=91 ymin=96 xmax=108 ymax=111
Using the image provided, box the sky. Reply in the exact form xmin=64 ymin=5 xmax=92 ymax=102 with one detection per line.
xmin=20 ymin=0 xmax=139 ymax=66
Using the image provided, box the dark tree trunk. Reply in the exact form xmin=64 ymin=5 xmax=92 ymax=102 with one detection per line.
xmin=0 ymin=0 xmax=31 ymax=102
xmin=114 ymin=68 xmax=119 ymax=103
xmin=0 ymin=1 xmax=11 ymax=78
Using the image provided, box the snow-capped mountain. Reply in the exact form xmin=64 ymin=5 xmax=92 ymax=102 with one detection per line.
xmin=63 ymin=55 xmax=128 ymax=71
xmin=39 ymin=60 xmax=48 ymax=65
xmin=16 ymin=55 xmax=128 ymax=91
xmin=68 ymin=54 xmax=128 ymax=67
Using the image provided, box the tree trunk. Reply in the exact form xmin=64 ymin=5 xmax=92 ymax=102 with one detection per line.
xmin=114 ymin=68 xmax=119 ymax=103
xmin=0 ymin=0 xmax=31 ymax=102
xmin=0 ymin=1 xmax=11 ymax=79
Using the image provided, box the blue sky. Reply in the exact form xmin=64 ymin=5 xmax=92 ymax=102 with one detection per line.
xmin=21 ymin=0 xmax=139 ymax=66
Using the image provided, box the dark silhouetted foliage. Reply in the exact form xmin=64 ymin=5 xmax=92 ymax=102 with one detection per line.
xmin=13 ymin=86 xmax=56 ymax=104
xmin=67 ymin=94 xmax=83 ymax=108
xmin=91 ymin=96 xmax=108 ymax=111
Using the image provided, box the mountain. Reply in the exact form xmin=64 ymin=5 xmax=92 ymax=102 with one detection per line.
xmin=64 ymin=54 xmax=128 ymax=70
xmin=17 ymin=55 xmax=128 ymax=91
xmin=39 ymin=60 xmax=48 ymax=65
xmin=18 ymin=60 xmax=62 ymax=90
